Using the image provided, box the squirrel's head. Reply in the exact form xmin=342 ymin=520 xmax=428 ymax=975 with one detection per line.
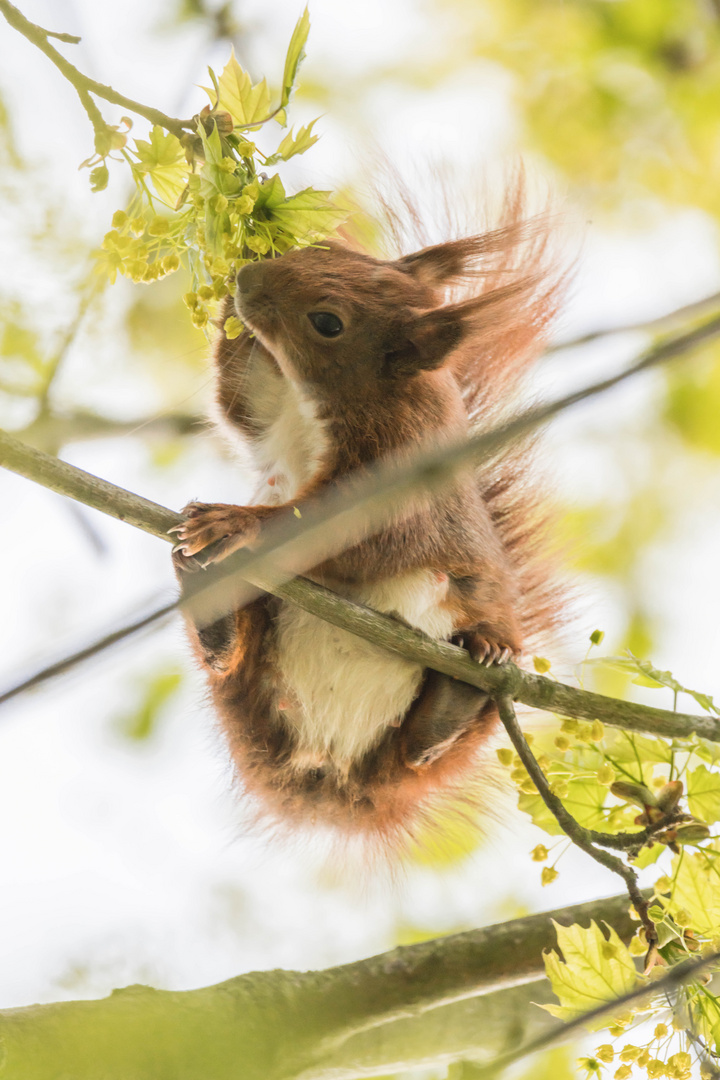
xmin=234 ymin=240 xmax=481 ymax=395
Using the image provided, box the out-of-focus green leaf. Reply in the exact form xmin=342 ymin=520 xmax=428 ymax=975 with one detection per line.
xmin=410 ymin=805 xmax=482 ymax=867
xmin=665 ymin=349 xmax=720 ymax=456
xmin=116 ymin=669 xmax=182 ymax=741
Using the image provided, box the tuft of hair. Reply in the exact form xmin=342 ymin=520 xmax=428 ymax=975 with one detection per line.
xmin=349 ymin=167 xmax=569 ymax=653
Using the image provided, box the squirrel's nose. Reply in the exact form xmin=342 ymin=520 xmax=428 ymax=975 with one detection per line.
xmin=236 ymin=260 xmax=264 ymax=298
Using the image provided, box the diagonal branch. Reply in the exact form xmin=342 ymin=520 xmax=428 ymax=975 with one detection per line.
xmin=1 ymin=426 xmax=718 ymax=750
xmin=547 ymin=287 xmax=720 ymax=354
xmin=0 ymin=1 xmax=194 ymax=139
xmin=3 ymin=304 xmax=720 ymax=730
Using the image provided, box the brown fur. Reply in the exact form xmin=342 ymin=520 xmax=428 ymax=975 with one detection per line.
xmin=174 ymin=185 xmax=565 ymax=849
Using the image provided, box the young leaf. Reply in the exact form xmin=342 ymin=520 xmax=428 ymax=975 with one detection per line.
xmin=541 ymin=920 xmax=638 ymax=1021
xmin=210 ymin=48 xmax=272 ymax=127
xmin=687 ymin=764 xmax=720 ymax=824
xmin=588 ymin=653 xmax=720 ymax=715
xmin=280 ymin=7 xmax=310 ymax=110
xmin=270 ymin=188 xmax=347 ymax=239
xmin=265 ymin=120 xmax=320 ymax=165
xmin=672 ymin=852 xmax=720 ymax=936
xmin=133 ymin=127 xmax=189 ymax=205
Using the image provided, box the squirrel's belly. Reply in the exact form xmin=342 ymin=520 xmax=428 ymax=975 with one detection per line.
xmin=275 ymin=570 xmax=455 ymax=770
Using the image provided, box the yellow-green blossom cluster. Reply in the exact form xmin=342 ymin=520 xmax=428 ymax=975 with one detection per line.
xmin=95 ymin=10 xmax=346 ymax=336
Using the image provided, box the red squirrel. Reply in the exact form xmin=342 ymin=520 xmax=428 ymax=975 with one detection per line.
xmin=172 ymin=196 xmax=563 ymax=846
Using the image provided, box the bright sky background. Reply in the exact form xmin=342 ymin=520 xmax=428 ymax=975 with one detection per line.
xmin=1 ymin=0 xmax=719 ymax=1034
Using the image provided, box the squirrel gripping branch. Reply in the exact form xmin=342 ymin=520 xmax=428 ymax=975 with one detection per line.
xmin=172 ymin=186 xmax=565 ymax=849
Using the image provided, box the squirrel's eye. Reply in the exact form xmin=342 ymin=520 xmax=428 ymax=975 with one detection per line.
xmin=308 ymin=312 xmax=344 ymax=337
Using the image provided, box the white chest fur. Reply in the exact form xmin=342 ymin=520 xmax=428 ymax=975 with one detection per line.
xmin=215 ymin=344 xmax=329 ymax=505
xmin=275 ymin=570 xmax=455 ymax=770
xmin=218 ymin=361 xmax=454 ymax=768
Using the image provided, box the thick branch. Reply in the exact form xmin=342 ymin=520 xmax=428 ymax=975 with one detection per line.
xmin=1 ymin=426 xmax=718 ymax=750
xmin=0 ymin=1 xmax=194 ymax=139
xmin=0 ymin=893 xmax=637 ymax=1080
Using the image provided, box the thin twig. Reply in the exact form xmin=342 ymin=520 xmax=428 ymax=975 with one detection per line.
xmin=461 ymin=949 xmax=720 ymax=1079
xmin=496 ymin=696 xmax=657 ymax=948
xmin=0 ymin=1 xmax=194 ymax=139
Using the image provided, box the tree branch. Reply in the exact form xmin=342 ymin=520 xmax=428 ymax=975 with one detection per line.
xmin=497 ymin=695 xmax=657 ymax=951
xmin=1 ymin=425 xmax=720 ymax=756
xmin=1 ymin=424 xmax=719 ymax=749
xmin=0 ymin=892 xmax=638 ymax=1080
xmin=0 ymin=1 xmax=194 ymax=139
xmin=547 ymin=288 xmax=720 ymax=354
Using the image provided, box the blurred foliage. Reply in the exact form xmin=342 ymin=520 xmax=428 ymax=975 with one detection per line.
xmin=114 ymin=667 xmax=183 ymax=741
xmin=445 ymin=0 xmax=720 ymax=216
xmin=664 ymin=342 xmax=720 ymax=454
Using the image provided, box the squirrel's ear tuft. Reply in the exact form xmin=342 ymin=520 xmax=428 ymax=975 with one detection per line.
xmin=395 ymin=241 xmax=469 ymax=290
xmin=384 ymin=307 xmax=464 ymax=376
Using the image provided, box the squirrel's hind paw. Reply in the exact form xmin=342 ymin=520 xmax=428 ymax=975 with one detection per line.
xmin=461 ymin=631 xmax=521 ymax=668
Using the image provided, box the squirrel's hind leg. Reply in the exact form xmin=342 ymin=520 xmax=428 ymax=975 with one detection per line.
xmin=402 ymin=668 xmax=490 ymax=768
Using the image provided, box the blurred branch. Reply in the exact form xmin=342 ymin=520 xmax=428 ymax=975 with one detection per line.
xmin=36 ymin=275 xmax=103 ymax=411
xmin=1 ymin=425 xmax=718 ymax=747
xmin=0 ymin=892 xmax=637 ymax=1080
xmin=17 ymin=409 xmax=203 ymax=454
xmin=0 ymin=1 xmax=195 ymax=139
xmin=547 ymin=288 xmax=720 ymax=354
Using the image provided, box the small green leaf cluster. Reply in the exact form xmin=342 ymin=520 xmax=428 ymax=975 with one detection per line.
xmin=95 ymin=9 xmax=346 ymax=333
xmin=508 ymin=639 xmax=720 ymax=1069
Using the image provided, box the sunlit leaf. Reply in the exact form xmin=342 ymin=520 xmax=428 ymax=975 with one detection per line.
xmin=687 ymin=765 xmax=720 ymax=824
xmin=541 ymin=920 xmax=638 ymax=1021
xmin=210 ymin=48 xmax=272 ymax=127
xmin=269 ymin=187 xmax=348 ymax=239
xmin=671 ymin=851 xmax=720 ymax=936
xmin=280 ymin=7 xmax=310 ymax=110
xmin=265 ymin=120 xmax=320 ymax=165
xmin=133 ymin=126 xmax=190 ymax=205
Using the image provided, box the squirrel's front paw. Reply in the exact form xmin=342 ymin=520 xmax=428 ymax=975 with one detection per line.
xmin=460 ymin=630 xmax=521 ymax=668
xmin=169 ymin=502 xmax=263 ymax=566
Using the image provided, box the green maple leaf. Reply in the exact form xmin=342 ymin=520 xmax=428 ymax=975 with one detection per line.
xmin=210 ymin=48 xmax=272 ymax=127
xmin=265 ymin=120 xmax=320 ymax=165
xmin=541 ymin=920 xmax=638 ymax=1021
xmin=672 ymin=852 xmax=720 ymax=936
xmin=270 ymin=188 xmax=347 ymax=239
xmin=133 ymin=126 xmax=189 ymax=205
xmin=687 ymin=764 xmax=720 ymax=824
